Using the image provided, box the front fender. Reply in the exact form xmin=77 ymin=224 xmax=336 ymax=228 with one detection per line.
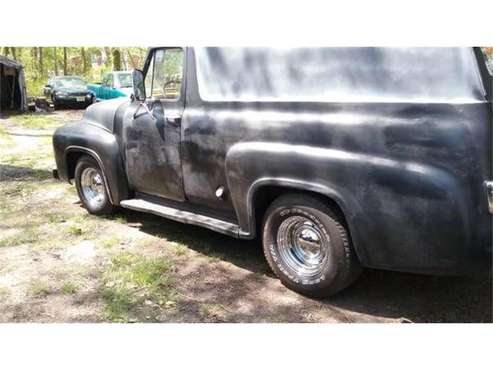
xmin=225 ymin=141 xmax=470 ymax=273
xmin=53 ymin=121 xmax=129 ymax=204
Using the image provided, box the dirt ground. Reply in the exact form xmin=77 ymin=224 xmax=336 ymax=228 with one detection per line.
xmin=0 ymin=109 xmax=491 ymax=323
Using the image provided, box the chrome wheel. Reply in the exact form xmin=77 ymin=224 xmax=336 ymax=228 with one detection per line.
xmin=80 ymin=167 xmax=105 ymax=209
xmin=276 ymin=216 xmax=330 ymax=279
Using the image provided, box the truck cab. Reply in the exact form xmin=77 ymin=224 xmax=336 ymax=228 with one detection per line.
xmin=53 ymin=47 xmax=492 ymax=297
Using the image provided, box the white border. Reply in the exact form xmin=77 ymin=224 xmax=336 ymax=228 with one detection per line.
xmin=0 ymin=1 xmax=491 ymax=369
xmin=1 ymin=0 xmax=493 ymax=46
xmin=0 ymin=324 xmax=492 ymax=370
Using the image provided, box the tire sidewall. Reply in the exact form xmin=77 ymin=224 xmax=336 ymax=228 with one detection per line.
xmin=75 ymin=157 xmax=110 ymax=214
xmin=263 ymin=198 xmax=351 ymax=296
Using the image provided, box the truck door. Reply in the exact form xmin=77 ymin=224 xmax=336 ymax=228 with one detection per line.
xmin=123 ymin=48 xmax=186 ymax=202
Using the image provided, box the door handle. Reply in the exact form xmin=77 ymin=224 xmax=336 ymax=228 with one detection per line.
xmin=166 ymin=115 xmax=182 ymax=127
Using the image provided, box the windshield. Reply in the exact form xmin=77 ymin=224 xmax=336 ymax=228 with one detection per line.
xmin=54 ymin=77 xmax=87 ymax=89
xmin=481 ymin=47 xmax=493 ymax=75
xmin=116 ymin=73 xmax=133 ymax=88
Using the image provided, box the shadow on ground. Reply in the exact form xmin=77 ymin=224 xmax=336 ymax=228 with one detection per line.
xmin=113 ymin=208 xmax=492 ymax=323
xmin=0 ymin=164 xmax=51 ymax=181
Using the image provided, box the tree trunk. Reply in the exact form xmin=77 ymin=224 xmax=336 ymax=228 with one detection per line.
xmin=11 ymin=47 xmax=17 ymax=60
xmin=54 ymin=47 xmax=58 ymax=76
xmin=112 ymin=48 xmax=122 ymax=71
xmin=104 ymin=47 xmax=112 ymax=69
xmin=63 ymin=47 xmax=68 ymax=75
xmin=39 ymin=47 xmax=44 ymax=75
xmin=3 ymin=47 xmax=9 ymax=56
xmin=127 ymin=50 xmax=137 ymax=69
xmin=81 ymin=47 xmax=87 ymax=75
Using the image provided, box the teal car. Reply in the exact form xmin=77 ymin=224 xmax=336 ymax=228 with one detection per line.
xmin=87 ymin=71 xmax=133 ymax=101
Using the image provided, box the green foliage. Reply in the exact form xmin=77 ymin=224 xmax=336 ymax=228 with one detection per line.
xmin=28 ymin=281 xmax=52 ymax=297
xmin=8 ymin=113 xmax=59 ymax=129
xmin=101 ymin=252 xmax=175 ymax=322
xmin=1 ymin=47 xmax=148 ymax=97
xmin=61 ymin=282 xmax=79 ymax=295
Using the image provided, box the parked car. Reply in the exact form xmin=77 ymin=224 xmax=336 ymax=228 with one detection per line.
xmin=87 ymin=71 xmax=133 ymax=101
xmin=52 ymin=48 xmax=492 ymax=297
xmin=43 ymin=76 xmax=95 ymax=110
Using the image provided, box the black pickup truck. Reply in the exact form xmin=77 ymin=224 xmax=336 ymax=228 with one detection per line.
xmin=52 ymin=47 xmax=492 ymax=297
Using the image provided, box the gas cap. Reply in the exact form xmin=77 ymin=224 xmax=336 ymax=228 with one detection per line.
xmin=215 ymin=186 xmax=226 ymax=199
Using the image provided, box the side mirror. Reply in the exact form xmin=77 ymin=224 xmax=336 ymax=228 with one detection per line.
xmin=132 ymin=69 xmax=146 ymax=101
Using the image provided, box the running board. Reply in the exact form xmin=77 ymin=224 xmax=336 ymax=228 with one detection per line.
xmin=120 ymin=199 xmax=239 ymax=237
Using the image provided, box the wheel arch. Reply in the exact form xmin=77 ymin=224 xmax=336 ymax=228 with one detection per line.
xmin=244 ymin=178 xmax=367 ymax=263
xmin=65 ymin=146 xmax=115 ymax=204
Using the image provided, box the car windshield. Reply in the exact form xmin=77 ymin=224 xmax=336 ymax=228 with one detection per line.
xmin=54 ymin=77 xmax=87 ymax=88
xmin=116 ymin=73 xmax=133 ymax=88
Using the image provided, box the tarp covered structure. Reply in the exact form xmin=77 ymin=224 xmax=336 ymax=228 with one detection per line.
xmin=0 ymin=55 xmax=27 ymax=112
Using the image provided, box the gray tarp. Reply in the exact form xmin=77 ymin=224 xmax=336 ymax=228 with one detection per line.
xmin=0 ymin=55 xmax=27 ymax=112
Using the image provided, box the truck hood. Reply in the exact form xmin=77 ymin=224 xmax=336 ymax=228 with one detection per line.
xmin=82 ymin=97 xmax=129 ymax=132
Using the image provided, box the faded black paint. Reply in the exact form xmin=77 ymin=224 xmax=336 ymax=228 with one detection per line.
xmin=53 ymin=47 xmax=492 ymax=276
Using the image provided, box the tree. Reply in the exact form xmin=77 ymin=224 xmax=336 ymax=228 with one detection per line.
xmin=54 ymin=47 xmax=58 ymax=76
xmin=1 ymin=46 xmax=147 ymax=96
xmin=39 ymin=47 xmax=44 ymax=75
xmin=81 ymin=47 xmax=88 ymax=74
xmin=104 ymin=47 xmax=112 ymax=69
xmin=112 ymin=48 xmax=122 ymax=71
xmin=63 ymin=47 xmax=68 ymax=75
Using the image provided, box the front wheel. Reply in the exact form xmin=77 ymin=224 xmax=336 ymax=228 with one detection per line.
xmin=74 ymin=155 xmax=115 ymax=215
xmin=262 ymin=193 xmax=361 ymax=297
xmin=51 ymin=95 xmax=59 ymax=110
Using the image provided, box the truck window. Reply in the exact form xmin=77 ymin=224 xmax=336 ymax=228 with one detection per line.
xmin=195 ymin=48 xmax=485 ymax=103
xmin=481 ymin=47 xmax=493 ymax=75
xmin=145 ymin=48 xmax=183 ymax=100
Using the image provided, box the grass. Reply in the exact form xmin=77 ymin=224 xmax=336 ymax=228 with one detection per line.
xmin=101 ymin=252 xmax=175 ymax=322
xmin=65 ymin=215 xmax=96 ymax=238
xmin=0 ymin=286 xmax=9 ymax=298
xmin=67 ymin=224 xmax=84 ymax=236
xmin=28 ymin=281 xmax=52 ymax=297
xmin=61 ymin=282 xmax=79 ymax=295
xmin=199 ymin=303 xmax=228 ymax=319
xmin=8 ymin=114 xmax=60 ymax=129
xmin=170 ymin=243 xmax=189 ymax=256
xmin=0 ymin=147 xmax=54 ymax=176
xmin=0 ymin=228 xmax=38 ymax=248
xmin=100 ymin=235 xmax=125 ymax=249
xmin=0 ymin=124 xmax=12 ymax=143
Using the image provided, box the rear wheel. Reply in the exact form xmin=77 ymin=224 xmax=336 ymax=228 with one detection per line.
xmin=262 ymin=193 xmax=361 ymax=297
xmin=74 ymin=155 xmax=115 ymax=215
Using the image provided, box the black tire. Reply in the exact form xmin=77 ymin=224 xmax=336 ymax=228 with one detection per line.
xmin=262 ymin=193 xmax=361 ymax=297
xmin=86 ymin=96 xmax=95 ymax=108
xmin=51 ymin=95 xmax=59 ymax=110
xmin=74 ymin=155 xmax=115 ymax=215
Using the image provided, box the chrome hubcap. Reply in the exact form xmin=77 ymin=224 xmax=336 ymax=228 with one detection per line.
xmin=80 ymin=168 xmax=105 ymax=208
xmin=277 ymin=216 xmax=329 ymax=279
